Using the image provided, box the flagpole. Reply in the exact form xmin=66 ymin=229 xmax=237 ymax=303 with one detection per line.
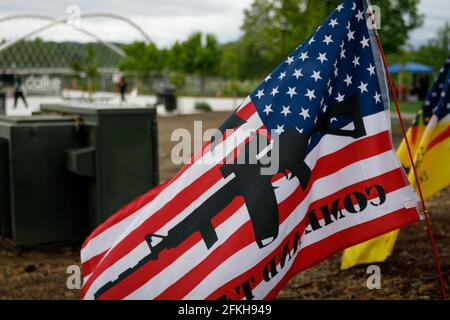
xmin=367 ymin=7 xmax=447 ymax=300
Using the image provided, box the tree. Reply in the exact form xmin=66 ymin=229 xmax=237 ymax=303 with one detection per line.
xmin=172 ymin=32 xmax=221 ymax=93
xmin=118 ymin=41 xmax=165 ymax=93
xmin=118 ymin=41 xmax=164 ymax=73
xmin=85 ymin=46 xmax=98 ymax=101
xmin=174 ymin=32 xmax=221 ymax=76
xmin=219 ymin=42 xmax=240 ymax=80
xmin=413 ymin=22 xmax=450 ymax=72
xmin=239 ymin=0 xmax=423 ymax=79
xmin=375 ymin=0 xmax=423 ymax=54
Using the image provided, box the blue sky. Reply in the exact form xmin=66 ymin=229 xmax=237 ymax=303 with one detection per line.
xmin=0 ymin=0 xmax=448 ymax=48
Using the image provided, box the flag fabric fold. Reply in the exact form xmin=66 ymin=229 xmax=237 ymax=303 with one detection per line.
xmin=341 ymin=56 xmax=450 ymax=270
xmin=81 ymin=0 xmax=421 ymax=300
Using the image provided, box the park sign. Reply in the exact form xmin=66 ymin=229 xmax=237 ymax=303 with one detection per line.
xmin=80 ymin=0 xmax=421 ymax=300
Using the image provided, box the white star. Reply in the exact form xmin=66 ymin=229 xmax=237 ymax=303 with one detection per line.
xmin=264 ymin=74 xmax=272 ymax=82
xmin=343 ymin=74 xmax=353 ymax=87
xmin=355 ymin=9 xmax=364 ymax=21
xmin=256 ymin=89 xmax=264 ymax=99
xmin=367 ymin=63 xmax=376 ymax=76
xmin=328 ymin=85 xmax=333 ymax=96
xmin=322 ymin=104 xmax=328 ymax=113
xmin=308 ymin=36 xmax=315 ymax=45
xmin=358 ymin=81 xmax=368 ymax=93
xmin=286 ymin=86 xmax=297 ymax=98
xmin=311 ymin=70 xmax=322 ymax=82
xmin=346 ymin=21 xmax=351 ymax=30
xmin=299 ymin=107 xmax=310 ymax=120
xmin=323 ymin=35 xmax=334 ymax=45
xmin=281 ymin=106 xmax=291 ymax=117
xmin=292 ymin=68 xmax=303 ymax=79
xmin=270 ymin=87 xmax=279 ymax=96
xmin=305 ymin=89 xmax=316 ymax=101
xmin=299 ymin=51 xmax=309 ymax=61
xmin=347 ymin=30 xmax=355 ymax=42
xmin=335 ymin=93 xmax=345 ymax=102
xmin=360 ymin=36 xmax=370 ymax=48
xmin=340 ymin=48 xmax=346 ymax=59
xmin=336 ymin=3 xmax=344 ymax=12
xmin=278 ymin=72 xmax=286 ymax=80
xmin=317 ymin=52 xmax=328 ymax=63
xmin=334 ymin=67 xmax=339 ymax=78
xmin=329 ymin=18 xmax=339 ymax=28
xmin=275 ymin=125 xmax=285 ymax=135
xmin=296 ymin=127 xmax=304 ymax=134
xmin=286 ymin=56 xmax=294 ymax=65
xmin=352 ymin=55 xmax=360 ymax=67
xmin=374 ymin=92 xmax=381 ymax=104
xmin=263 ymin=104 xmax=273 ymax=115
xmin=352 ymin=2 xmax=356 ymax=10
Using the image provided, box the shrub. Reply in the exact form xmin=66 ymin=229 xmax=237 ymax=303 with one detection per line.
xmin=194 ymin=101 xmax=212 ymax=112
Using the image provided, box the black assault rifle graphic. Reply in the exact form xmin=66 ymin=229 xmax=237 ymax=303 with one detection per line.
xmin=94 ymin=94 xmax=366 ymax=299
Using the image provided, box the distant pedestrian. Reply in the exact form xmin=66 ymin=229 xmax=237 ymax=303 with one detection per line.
xmin=418 ymin=74 xmax=430 ymax=100
xmin=13 ymin=77 xmax=28 ymax=108
xmin=118 ymin=76 xmax=127 ymax=102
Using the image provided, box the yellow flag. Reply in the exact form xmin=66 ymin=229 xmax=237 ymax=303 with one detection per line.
xmin=396 ymin=111 xmax=427 ymax=170
xmin=341 ymin=58 xmax=450 ymax=270
xmin=408 ymin=116 xmax=450 ymax=199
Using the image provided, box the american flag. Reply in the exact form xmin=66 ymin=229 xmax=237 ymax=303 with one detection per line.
xmin=424 ymin=56 xmax=450 ymax=121
xmin=81 ymin=0 xmax=421 ymax=300
xmin=414 ymin=56 xmax=450 ymax=128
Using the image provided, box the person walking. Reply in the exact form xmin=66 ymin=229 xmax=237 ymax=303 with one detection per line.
xmin=13 ymin=77 xmax=28 ymax=108
xmin=118 ymin=76 xmax=127 ymax=103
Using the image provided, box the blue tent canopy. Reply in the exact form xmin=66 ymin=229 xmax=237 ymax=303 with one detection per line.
xmin=388 ymin=62 xmax=434 ymax=74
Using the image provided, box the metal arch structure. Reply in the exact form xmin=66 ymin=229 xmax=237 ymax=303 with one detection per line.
xmin=0 ymin=12 xmax=152 ymax=55
xmin=82 ymin=12 xmax=151 ymax=43
xmin=0 ymin=14 xmax=125 ymax=57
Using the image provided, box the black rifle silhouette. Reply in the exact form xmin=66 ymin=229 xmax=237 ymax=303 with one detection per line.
xmin=94 ymin=94 xmax=366 ymax=299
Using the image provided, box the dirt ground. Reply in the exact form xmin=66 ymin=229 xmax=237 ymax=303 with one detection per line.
xmin=0 ymin=111 xmax=448 ymax=300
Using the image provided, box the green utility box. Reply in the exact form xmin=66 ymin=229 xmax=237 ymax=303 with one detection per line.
xmin=0 ymin=104 xmax=158 ymax=246
xmin=0 ymin=115 xmax=88 ymax=245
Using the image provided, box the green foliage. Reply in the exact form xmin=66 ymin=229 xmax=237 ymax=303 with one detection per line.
xmin=0 ymin=38 xmax=122 ymax=70
xmin=237 ymin=0 xmax=423 ymax=79
xmin=118 ymin=41 xmax=164 ymax=73
xmin=412 ymin=22 xmax=450 ymax=72
xmin=170 ymin=32 xmax=221 ymax=78
xmin=375 ymin=0 xmax=423 ymax=54
xmin=85 ymin=46 xmax=98 ymax=78
xmin=219 ymin=42 xmax=240 ymax=80
xmin=194 ymin=101 xmax=212 ymax=112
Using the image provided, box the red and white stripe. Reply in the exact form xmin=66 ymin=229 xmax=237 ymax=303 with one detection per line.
xmin=81 ymin=96 xmax=420 ymax=300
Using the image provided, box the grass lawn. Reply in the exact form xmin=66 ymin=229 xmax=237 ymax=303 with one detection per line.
xmin=390 ymin=101 xmax=422 ymax=114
